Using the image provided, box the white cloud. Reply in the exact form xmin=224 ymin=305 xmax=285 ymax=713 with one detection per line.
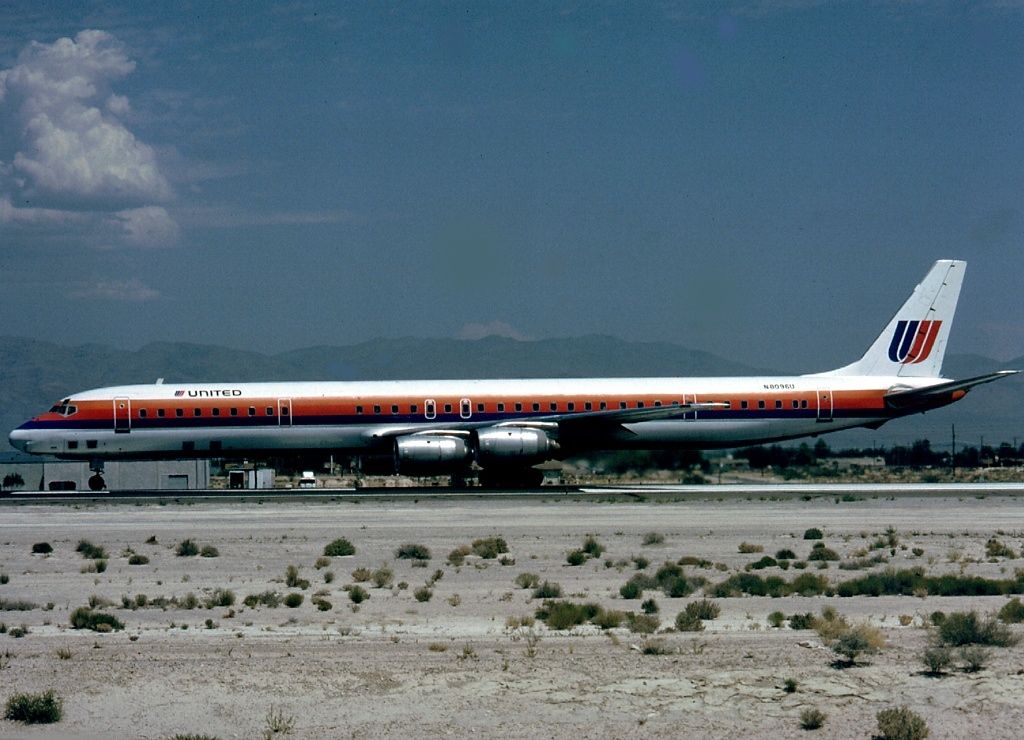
xmin=112 ymin=206 xmax=179 ymax=247
xmin=457 ymin=321 xmax=531 ymax=341
xmin=68 ymin=277 xmax=161 ymax=302
xmin=0 ymin=30 xmax=177 ymax=247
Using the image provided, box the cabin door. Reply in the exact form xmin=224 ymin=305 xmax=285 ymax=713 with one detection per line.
xmin=113 ymin=397 xmax=131 ymax=433
xmin=816 ymin=389 xmax=833 ymax=422
xmin=277 ymin=399 xmax=293 ymax=427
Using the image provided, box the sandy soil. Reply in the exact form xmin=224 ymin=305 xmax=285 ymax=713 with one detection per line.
xmin=1 ymin=493 xmax=1024 ymax=738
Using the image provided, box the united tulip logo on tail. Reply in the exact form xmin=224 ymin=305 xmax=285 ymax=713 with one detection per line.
xmin=888 ymin=320 xmax=942 ymax=364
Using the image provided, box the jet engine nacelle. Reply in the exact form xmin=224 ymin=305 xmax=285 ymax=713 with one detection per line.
xmin=394 ymin=435 xmax=472 ymax=474
xmin=474 ymin=428 xmax=556 ymax=467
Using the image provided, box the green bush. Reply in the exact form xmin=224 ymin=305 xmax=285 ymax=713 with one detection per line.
xmin=959 ymin=645 xmax=989 ymax=673
xmin=414 ymin=587 xmax=433 ymax=602
xmin=641 ymin=532 xmax=665 ymax=546
xmin=447 ymin=545 xmax=472 ymax=565
xmin=283 ymin=593 xmax=303 ymax=608
xmin=176 ymin=539 xmax=199 ymax=557
xmin=938 ymin=611 xmax=1016 ymax=647
xmin=566 ymin=550 xmax=587 ymax=566
xmin=800 ymin=707 xmax=826 ymax=731
xmin=128 ymin=554 xmax=149 ymax=565
xmin=789 ymin=612 xmax=817 ymax=630
xmin=204 ymin=589 xmax=235 ymax=609
xmin=535 ymin=600 xmax=599 ymax=630
xmin=396 ymin=543 xmax=431 ymax=560
xmin=775 ymin=548 xmax=796 ymax=560
xmin=998 ymin=597 xmax=1024 ymax=623
xmin=76 ymin=539 xmax=107 ymax=559
xmin=31 ymin=542 xmax=53 ymax=554
xmin=243 ymin=591 xmax=281 ymax=608
xmin=876 ymin=706 xmax=929 ymax=740
xmin=738 ymin=542 xmax=763 ymax=554
xmin=674 ymin=611 xmax=704 ymax=632
xmin=591 ymin=609 xmax=625 ymax=629
xmin=803 ymin=528 xmax=823 ymax=540
xmin=749 ymin=556 xmax=778 ymax=570
xmin=985 ymin=537 xmax=1017 ymax=559
xmin=348 ymin=586 xmax=368 ymax=604
xmin=285 ymin=565 xmax=309 ymax=589
xmin=471 ymin=537 xmax=508 ymax=559
xmin=808 ymin=544 xmax=840 ymax=561
xmin=832 ymin=630 xmax=876 ymax=665
xmin=920 ymin=645 xmax=952 ymax=675
xmin=768 ymin=610 xmax=786 ymax=628
xmin=372 ymin=568 xmax=393 ymax=588
xmin=4 ymin=690 xmax=62 ymax=724
xmin=641 ymin=598 xmax=659 ymax=615
xmin=323 ymin=538 xmax=356 ymax=557
xmin=581 ymin=536 xmax=604 ymax=557
xmin=69 ymin=607 xmax=124 ymax=632
xmin=199 ymin=545 xmax=219 ymax=558
xmin=313 ymin=597 xmax=332 ymax=612
xmin=685 ymin=599 xmax=720 ymax=620
xmin=625 ymin=612 xmax=660 ymax=634
xmin=834 ymin=567 xmax=1024 ymax=598
xmin=532 ymin=581 xmax=562 ymax=599
xmin=515 ymin=572 xmax=540 ymax=589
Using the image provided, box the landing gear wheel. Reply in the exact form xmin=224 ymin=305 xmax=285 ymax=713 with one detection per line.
xmin=88 ymin=474 xmax=106 ymax=492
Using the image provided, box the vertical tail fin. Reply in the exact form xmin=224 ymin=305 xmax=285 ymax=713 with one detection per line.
xmin=821 ymin=260 xmax=964 ymax=378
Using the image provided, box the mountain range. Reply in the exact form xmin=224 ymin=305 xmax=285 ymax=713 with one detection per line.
xmin=2 ymin=335 xmax=1020 ymax=456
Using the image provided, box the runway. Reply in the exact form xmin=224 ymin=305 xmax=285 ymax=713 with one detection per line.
xmin=2 ymin=480 xmax=1024 ymax=504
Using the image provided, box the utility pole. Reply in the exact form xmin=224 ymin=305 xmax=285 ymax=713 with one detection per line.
xmin=951 ymin=423 xmax=956 ymax=478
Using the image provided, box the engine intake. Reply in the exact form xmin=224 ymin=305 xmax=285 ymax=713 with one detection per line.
xmin=474 ymin=428 xmax=556 ymax=467
xmin=394 ymin=435 xmax=472 ymax=474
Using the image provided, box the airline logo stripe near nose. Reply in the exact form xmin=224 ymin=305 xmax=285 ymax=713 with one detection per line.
xmin=888 ymin=320 xmax=942 ymax=364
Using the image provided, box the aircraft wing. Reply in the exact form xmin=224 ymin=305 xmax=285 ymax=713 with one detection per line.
xmin=884 ymin=370 xmax=1019 ymax=409
xmin=367 ymin=401 xmax=728 ymax=441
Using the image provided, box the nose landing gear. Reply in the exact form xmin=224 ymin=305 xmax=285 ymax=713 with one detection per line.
xmin=88 ymin=459 xmax=106 ymax=491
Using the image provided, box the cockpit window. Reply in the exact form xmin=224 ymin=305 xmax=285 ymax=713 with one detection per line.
xmin=48 ymin=399 xmax=78 ymax=417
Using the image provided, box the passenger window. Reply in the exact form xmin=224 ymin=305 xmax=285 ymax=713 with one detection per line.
xmin=532 ymin=402 xmax=540 ymax=412
xmin=411 ymin=404 xmax=418 ymax=413
xmin=584 ymin=401 xmax=592 ymax=411
xmin=801 ymin=400 xmax=808 ymax=409
xmin=391 ymin=404 xmax=399 ymax=414
xmin=425 ymin=400 xmax=436 ymax=419
xmin=757 ymin=400 xmax=765 ymax=409
xmin=444 ymin=403 xmax=453 ymax=413
xmin=477 ymin=402 xmax=485 ymax=412
xmin=653 ymin=400 xmax=662 ymax=407
xmin=637 ymin=401 xmax=645 ymax=408
xmin=139 ymin=409 xmax=148 ymax=418
xmin=775 ymin=400 xmax=782 ymax=409
xmin=600 ymin=401 xmax=607 ymax=410
xmin=619 ymin=401 xmax=627 ymax=409
xmin=212 ymin=408 xmax=220 ymax=417
xmin=497 ymin=403 xmax=505 ymax=412
xmin=355 ymin=405 xmax=363 ymax=415
xmin=549 ymin=402 xmax=557 ymax=412
xmin=176 ymin=408 xmax=184 ymax=417
xmin=515 ymin=402 xmax=523 ymax=412
xmin=157 ymin=409 xmax=165 ymax=418
xmin=194 ymin=408 xmax=202 ymax=417
xmin=373 ymin=405 xmax=381 ymax=414
xmin=792 ymin=400 xmax=799 ymax=409
xmin=265 ymin=406 xmax=274 ymax=415
xmin=249 ymin=407 xmax=256 ymax=416
xmin=568 ymin=402 xmax=576 ymax=411
xmin=228 ymin=408 xmax=236 ymax=416
xmin=740 ymin=401 xmax=748 ymax=409
xmin=67 ymin=440 xmax=78 ymax=450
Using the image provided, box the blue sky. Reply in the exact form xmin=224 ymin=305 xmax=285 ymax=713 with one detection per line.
xmin=1 ymin=1 xmax=1022 ymax=372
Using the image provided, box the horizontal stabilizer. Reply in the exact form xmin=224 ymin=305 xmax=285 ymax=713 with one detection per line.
xmin=884 ymin=370 xmax=1019 ymax=409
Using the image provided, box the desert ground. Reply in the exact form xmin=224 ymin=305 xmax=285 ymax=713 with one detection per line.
xmin=2 ymin=490 xmax=1024 ymax=738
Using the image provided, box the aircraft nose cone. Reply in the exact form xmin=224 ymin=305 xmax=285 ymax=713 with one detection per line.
xmin=8 ymin=427 xmax=31 ymax=453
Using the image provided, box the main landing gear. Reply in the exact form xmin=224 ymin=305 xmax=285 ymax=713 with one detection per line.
xmin=88 ymin=459 xmax=106 ymax=492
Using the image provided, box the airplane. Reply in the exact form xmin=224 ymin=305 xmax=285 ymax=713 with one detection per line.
xmin=8 ymin=259 xmax=1017 ymax=490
